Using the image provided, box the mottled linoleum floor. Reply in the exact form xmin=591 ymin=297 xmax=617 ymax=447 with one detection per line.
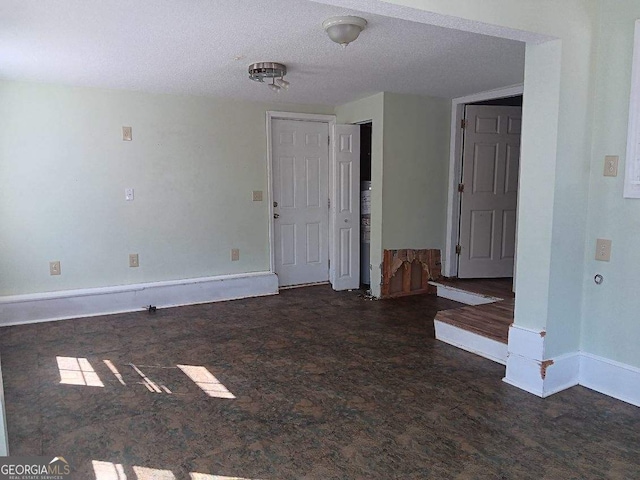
xmin=1 ymin=286 xmax=639 ymax=479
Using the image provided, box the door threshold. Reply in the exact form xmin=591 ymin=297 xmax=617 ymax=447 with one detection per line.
xmin=279 ymin=281 xmax=330 ymax=291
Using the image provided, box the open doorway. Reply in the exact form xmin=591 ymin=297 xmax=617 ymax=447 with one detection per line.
xmin=457 ymin=96 xmax=522 ymax=280
xmin=360 ymin=122 xmax=372 ymax=289
xmin=444 ymin=87 xmax=524 ymax=291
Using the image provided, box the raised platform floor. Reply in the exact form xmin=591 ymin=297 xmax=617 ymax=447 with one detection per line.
xmin=432 ymin=278 xmax=514 ymax=364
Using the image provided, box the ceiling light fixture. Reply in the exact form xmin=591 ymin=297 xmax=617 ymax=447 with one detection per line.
xmin=323 ymin=16 xmax=367 ymax=48
xmin=248 ymin=62 xmax=289 ymax=93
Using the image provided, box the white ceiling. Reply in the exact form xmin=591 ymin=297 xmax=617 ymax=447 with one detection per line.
xmin=0 ymin=0 xmax=525 ymax=106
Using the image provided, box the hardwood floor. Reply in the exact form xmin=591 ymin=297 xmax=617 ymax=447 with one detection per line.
xmin=434 ymin=278 xmax=515 ymax=343
xmin=435 ymin=298 xmax=514 ymax=343
xmin=438 ymin=277 xmax=514 ymax=299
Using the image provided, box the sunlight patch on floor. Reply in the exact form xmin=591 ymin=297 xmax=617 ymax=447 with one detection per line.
xmin=56 ymin=358 xmax=233 ymax=398
xmin=92 ymin=462 xmax=259 ymax=480
xmin=56 ymin=356 xmax=104 ymax=387
xmin=177 ymin=365 xmax=235 ymax=399
xmin=132 ymin=466 xmax=176 ymax=479
xmin=129 ymin=363 xmax=171 ymax=393
xmin=190 ymin=474 xmax=261 ymax=480
xmin=92 ymin=461 xmax=127 ymax=479
xmin=104 ymin=359 xmax=126 ymax=385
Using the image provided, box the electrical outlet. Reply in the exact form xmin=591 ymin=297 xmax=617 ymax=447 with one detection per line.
xmin=125 ymin=188 xmax=134 ymax=201
xmin=49 ymin=261 xmax=61 ymax=276
xmin=122 ymin=126 xmax=132 ymax=141
xmin=252 ymin=190 xmax=263 ymax=202
xmin=129 ymin=253 xmax=139 ymax=268
xmin=231 ymin=248 xmax=240 ymax=261
xmin=604 ymin=155 xmax=619 ymax=177
xmin=595 ymin=238 xmax=612 ymax=262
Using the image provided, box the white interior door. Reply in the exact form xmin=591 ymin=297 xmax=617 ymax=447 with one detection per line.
xmin=272 ymin=119 xmax=329 ymax=287
xmin=331 ymin=124 xmax=360 ymax=291
xmin=458 ymin=105 xmax=521 ymax=278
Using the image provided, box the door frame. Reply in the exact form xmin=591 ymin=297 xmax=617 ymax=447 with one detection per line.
xmin=444 ymin=84 xmax=524 ymax=278
xmin=266 ymin=111 xmax=337 ymax=285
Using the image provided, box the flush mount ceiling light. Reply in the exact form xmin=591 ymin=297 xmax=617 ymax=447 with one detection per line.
xmin=248 ymin=62 xmax=290 ymax=93
xmin=323 ymin=16 xmax=367 ymax=48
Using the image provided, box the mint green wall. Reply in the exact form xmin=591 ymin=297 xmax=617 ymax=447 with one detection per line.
xmin=382 ymin=93 xmax=450 ymax=250
xmin=334 ymin=93 xmax=385 ymax=297
xmin=0 ymin=81 xmax=332 ymax=296
xmin=581 ymin=2 xmax=640 ymax=367
xmin=336 ymin=92 xmax=450 ymax=297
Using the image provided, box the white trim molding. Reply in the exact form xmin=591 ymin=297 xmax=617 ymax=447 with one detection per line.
xmin=503 ymin=325 xmax=640 ymax=407
xmin=0 ymin=272 xmax=278 ymax=327
xmin=444 ymin=84 xmax=524 ymax=277
xmin=580 ymin=353 xmax=640 ymax=408
xmin=435 ymin=320 xmax=508 ymax=365
xmin=429 ymin=281 xmax=500 ymax=306
xmin=0 ymin=355 xmax=8 ymax=456
xmin=503 ymin=324 xmax=580 ymax=397
xmin=624 ymin=20 xmax=640 ymax=198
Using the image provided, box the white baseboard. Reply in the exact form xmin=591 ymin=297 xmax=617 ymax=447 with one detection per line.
xmin=430 ymin=282 xmax=500 ymax=306
xmin=434 ymin=320 xmax=507 ymax=365
xmin=506 ymin=324 xmax=546 ymax=361
xmin=504 ymin=347 xmax=640 ymax=407
xmin=504 ymin=352 xmax=581 ymax=398
xmin=543 ymin=352 xmax=581 ymax=396
xmin=0 ymin=272 xmax=278 ymax=326
xmin=580 ymin=353 xmax=640 ymax=408
xmin=503 ymin=324 xmax=580 ymax=398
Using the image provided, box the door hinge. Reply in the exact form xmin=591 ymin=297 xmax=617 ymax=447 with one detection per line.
xmin=458 ymin=183 xmax=465 ymax=193
xmin=328 ymin=198 xmax=331 ymax=209
xmin=328 ymin=135 xmax=330 ymax=145
xmin=461 ymin=119 xmax=467 ymax=129
xmin=456 ymin=244 xmax=462 ymax=255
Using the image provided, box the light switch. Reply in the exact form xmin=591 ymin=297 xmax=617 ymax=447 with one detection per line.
xmin=604 ymin=155 xmax=618 ymax=177
xmin=129 ymin=253 xmax=139 ymax=268
xmin=231 ymin=248 xmax=240 ymax=261
xmin=252 ymin=190 xmax=263 ymax=202
xmin=122 ymin=126 xmax=132 ymax=141
xmin=125 ymin=188 xmax=134 ymax=201
xmin=595 ymin=238 xmax=612 ymax=262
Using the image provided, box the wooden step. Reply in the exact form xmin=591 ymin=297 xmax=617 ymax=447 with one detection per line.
xmin=432 ymin=279 xmax=514 ymax=365
xmin=435 ymin=299 xmax=513 ymax=344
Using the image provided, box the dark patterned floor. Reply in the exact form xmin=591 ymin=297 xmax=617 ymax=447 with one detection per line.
xmin=1 ymin=286 xmax=639 ymax=479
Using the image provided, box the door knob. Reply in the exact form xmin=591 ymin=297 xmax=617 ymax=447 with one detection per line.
xmin=274 ymin=213 xmax=280 ymax=219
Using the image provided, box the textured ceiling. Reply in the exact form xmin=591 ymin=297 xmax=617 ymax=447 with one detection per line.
xmin=0 ymin=0 xmax=526 ymax=105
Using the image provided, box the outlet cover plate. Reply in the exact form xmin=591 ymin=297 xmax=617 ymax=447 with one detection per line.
xmin=604 ymin=155 xmax=619 ymax=177
xmin=231 ymin=248 xmax=240 ymax=261
xmin=49 ymin=261 xmax=61 ymax=275
xmin=129 ymin=253 xmax=139 ymax=268
xmin=123 ymin=126 xmax=132 ymax=141
xmin=595 ymin=238 xmax=612 ymax=262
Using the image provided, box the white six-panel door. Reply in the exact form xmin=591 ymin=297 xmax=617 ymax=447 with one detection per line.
xmin=458 ymin=105 xmax=522 ymax=278
xmin=272 ymin=119 xmax=330 ymax=287
xmin=331 ymin=124 xmax=360 ymax=291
